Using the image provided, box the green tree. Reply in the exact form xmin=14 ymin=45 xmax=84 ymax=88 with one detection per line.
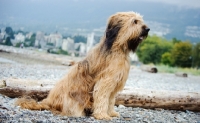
xmin=161 ymin=52 xmax=172 ymax=65
xmin=16 ymin=30 xmax=26 ymax=35
xmin=5 ymin=37 xmax=13 ymax=46
xmin=171 ymin=41 xmax=192 ymax=67
xmin=29 ymin=33 xmax=36 ymax=47
xmin=5 ymin=27 xmax=15 ymax=39
xmin=192 ymin=42 xmax=200 ymax=68
xmin=137 ymin=35 xmax=173 ymax=64
xmin=73 ymin=35 xmax=87 ymax=43
xmin=172 ymin=37 xmax=181 ymax=44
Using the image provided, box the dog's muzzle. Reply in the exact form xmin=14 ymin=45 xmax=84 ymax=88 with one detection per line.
xmin=139 ymin=28 xmax=150 ymax=40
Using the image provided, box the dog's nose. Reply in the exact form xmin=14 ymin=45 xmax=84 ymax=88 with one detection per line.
xmin=145 ymin=28 xmax=150 ymax=32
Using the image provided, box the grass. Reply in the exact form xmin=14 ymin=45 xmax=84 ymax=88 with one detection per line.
xmin=156 ymin=65 xmax=200 ymax=76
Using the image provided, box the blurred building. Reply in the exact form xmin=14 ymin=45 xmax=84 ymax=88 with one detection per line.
xmin=62 ymin=37 xmax=74 ymax=53
xmin=12 ymin=33 xmax=25 ymax=46
xmin=74 ymin=42 xmax=86 ymax=56
xmin=130 ymin=52 xmax=139 ymax=62
xmin=87 ymin=32 xmax=95 ymax=52
xmin=0 ymin=28 xmax=6 ymax=43
xmin=25 ymin=32 xmax=33 ymax=39
xmin=46 ymin=32 xmax=63 ymax=48
xmin=35 ymin=31 xmax=45 ymax=48
xmin=86 ymin=32 xmax=100 ymax=52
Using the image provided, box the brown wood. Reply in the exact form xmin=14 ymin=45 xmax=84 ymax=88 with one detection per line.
xmin=0 ymin=79 xmax=53 ymax=101
xmin=116 ymin=87 xmax=200 ymax=111
xmin=62 ymin=60 xmax=76 ymax=66
xmin=141 ymin=65 xmax=158 ymax=73
xmin=0 ymin=79 xmax=200 ymax=111
xmin=175 ymin=73 xmax=188 ymax=77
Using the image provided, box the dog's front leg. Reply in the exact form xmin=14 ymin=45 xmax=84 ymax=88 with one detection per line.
xmin=108 ymin=91 xmax=120 ymax=117
xmin=92 ymin=80 xmax=113 ymax=120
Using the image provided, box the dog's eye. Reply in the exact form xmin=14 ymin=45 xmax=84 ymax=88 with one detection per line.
xmin=133 ymin=20 xmax=138 ymax=24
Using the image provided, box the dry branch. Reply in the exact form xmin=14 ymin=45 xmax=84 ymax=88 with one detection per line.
xmin=0 ymin=79 xmax=200 ymax=111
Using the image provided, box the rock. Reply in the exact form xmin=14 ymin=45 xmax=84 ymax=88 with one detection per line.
xmin=118 ymin=105 xmax=126 ymax=109
xmin=124 ymin=117 xmax=132 ymax=121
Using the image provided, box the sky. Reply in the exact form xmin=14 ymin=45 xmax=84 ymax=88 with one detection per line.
xmin=1 ymin=0 xmax=199 ymax=8
xmin=0 ymin=0 xmax=200 ymax=41
xmin=144 ymin=0 xmax=200 ymax=8
xmin=1 ymin=0 xmax=199 ymax=22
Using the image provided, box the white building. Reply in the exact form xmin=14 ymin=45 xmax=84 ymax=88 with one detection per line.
xmin=62 ymin=37 xmax=74 ymax=53
xmin=87 ymin=32 xmax=95 ymax=52
xmin=35 ymin=31 xmax=45 ymax=48
xmin=26 ymin=32 xmax=33 ymax=39
xmin=12 ymin=33 xmax=25 ymax=46
xmin=0 ymin=29 xmax=6 ymax=43
xmin=74 ymin=42 xmax=86 ymax=56
xmin=46 ymin=33 xmax=63 ymax=48
xmin=79 ymin=42 xmax=86 ymax=56
xmin=129 ymin=52 xmax=139 ymax=62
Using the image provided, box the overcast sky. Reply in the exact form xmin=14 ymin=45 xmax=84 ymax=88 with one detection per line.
xmin=1 ymin=0 xmax=199 ymax=24
xmin=143 ymin=0 xmax=200 ymax=8
xmin=1 ymin=0 xmax=199 ymax=8
xmin=0 ymin=0 xmax=199 ymax=33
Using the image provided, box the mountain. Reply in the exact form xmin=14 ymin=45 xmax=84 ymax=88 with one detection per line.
xmin=0 ymin=0 xmax=200 ymax=42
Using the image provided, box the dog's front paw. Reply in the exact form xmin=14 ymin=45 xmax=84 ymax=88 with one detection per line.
xmin=108 ymin=111 xmax=120 ymax=117
xmin=93 ymin=113 xmax=112 ymax=120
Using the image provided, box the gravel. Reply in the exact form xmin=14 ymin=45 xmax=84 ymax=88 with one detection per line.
xmin=0 ymin=45 xmax=200 ymax=123
xmin=1 ymin=95 xmax=200 ymax=123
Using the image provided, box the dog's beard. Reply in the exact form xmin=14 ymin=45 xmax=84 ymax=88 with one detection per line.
xmin=127 ymin=38 xmax=141 ymax=52
xmin=128 ymin=28 xmax=149 ymax=52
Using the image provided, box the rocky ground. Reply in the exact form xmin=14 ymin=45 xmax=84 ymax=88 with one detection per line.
xmin=0 ymin=45 xmax=200 ymax=123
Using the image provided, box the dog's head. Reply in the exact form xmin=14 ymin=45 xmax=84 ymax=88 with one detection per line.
xmin=105 ymin=11 xmax=150 ymax=52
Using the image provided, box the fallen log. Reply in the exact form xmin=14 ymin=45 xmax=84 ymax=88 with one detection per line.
xmin=0 ymin=79 xmax=53 ymax=100
xmin=0 ymin=79 xmax=200 ymax=111
xmin=141 ymin=65 xmax=158 ymax=73
xmin=175 ymin=72 xmax=188 ymax=77
xmin=116 ymin=87 xmax=200 ymax=111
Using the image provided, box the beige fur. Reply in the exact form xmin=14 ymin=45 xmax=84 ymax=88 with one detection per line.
xmin=15 ymin=11 xmax=149 ymax=120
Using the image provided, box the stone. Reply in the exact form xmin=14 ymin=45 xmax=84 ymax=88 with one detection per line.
xmin=118 ymin=105 xmax=126 ymax=109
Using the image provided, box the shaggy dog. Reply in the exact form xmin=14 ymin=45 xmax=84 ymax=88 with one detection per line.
xmin=16 ymin=11 xmax=149 ymax=120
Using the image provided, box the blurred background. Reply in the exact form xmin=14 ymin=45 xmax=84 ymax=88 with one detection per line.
xmin=0 ymin=0 xmax=200 ymax=74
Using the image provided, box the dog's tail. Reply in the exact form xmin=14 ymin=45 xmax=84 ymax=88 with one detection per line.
xmin=15 ymin=97 xmax=50 ymax=110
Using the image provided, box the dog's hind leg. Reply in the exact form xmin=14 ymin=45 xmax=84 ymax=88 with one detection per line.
xmin=61 ymin=95 xmax=85 ymax=117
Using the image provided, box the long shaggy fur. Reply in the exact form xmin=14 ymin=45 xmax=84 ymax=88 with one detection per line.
xmin=16 ymin=11 xmax=149 ymax=120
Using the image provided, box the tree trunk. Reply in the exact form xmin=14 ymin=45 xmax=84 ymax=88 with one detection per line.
xmin=0 ymin=79 xmax=53 ymax=101
xmin=0 ymin=79 xmax=200 ymax=111
xmin=175 ymin=73 xmax=188 ymax=77
xmin=116 ymin=87 xmax=200 ymax=111
xmin=141 ymin=65 xmax=158 ymax=73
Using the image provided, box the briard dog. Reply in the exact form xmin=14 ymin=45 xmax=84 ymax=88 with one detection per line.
xmin=16 ymin=11 xmax=149 ymax=120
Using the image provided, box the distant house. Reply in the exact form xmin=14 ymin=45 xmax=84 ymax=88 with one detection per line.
xmin=12 ymin=33 xmax=25 ymax=46
xmin=75 ymin=42 xmax=86 ymax=56
xmin=35 ymin=31 xmax=45 ymax=48
xmin=86 ymin=32 xmax=100 ymax=52
xmin=0 ymin=29 xmax=6 ymax=43
xmin=46 ymin=33 xmax=63 ymax=48
xmin=26 ymin=32 xmax=33 ymax=39
xmin=62 ymin=37 xmax=74 ymax=53
xmin=129 ymin=52 xmax=139 ymax=62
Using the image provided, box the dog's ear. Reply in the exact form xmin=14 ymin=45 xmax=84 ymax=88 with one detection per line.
xmin=105 ymin=20 xmax=121 ymax=50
